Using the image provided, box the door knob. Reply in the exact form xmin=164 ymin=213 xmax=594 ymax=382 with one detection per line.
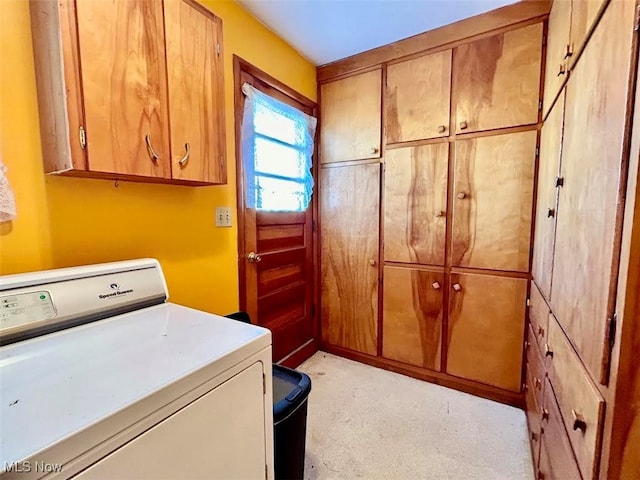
xmin=247 ymin=252 xmax=262 ymax=263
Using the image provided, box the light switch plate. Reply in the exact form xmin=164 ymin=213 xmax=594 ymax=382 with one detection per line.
xmin=215 ymin=207 xmax=232 ymax=227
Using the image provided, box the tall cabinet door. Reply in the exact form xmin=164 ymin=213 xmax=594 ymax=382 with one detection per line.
xmin=320 ymin=70 xmax=382 ymax=164
xmin=542 ymin=0 xmax=571 ymax=116
xmin=165 ymin=0 xmax=226 ymax=183
xmin=551 ymin=0 xmax=635 ymax=383
xmin=452 ymin=130 xmax=537 ymax=272
xmin=75 ymin=0 xmax=171 ymax=177
xmin=382 ymin=267 xmax=443 ymax=370
xmin=385 ymin=50 xmax=452 ymax=143
xmin=532 ymin=91 xmax=564 ymax=300
xmin=384 ymin=143 xmax=448 ymax=265
xmin=453 ymin=23 xmax=543 ymax=134
xmin=320 ymin=163 xmax=380 ymax=355
xmin=447 ymin=273 xmax=528 ymax=391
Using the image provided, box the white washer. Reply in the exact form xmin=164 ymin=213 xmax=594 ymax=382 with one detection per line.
xmin=0 ymin=259 xmax=274 ymax=480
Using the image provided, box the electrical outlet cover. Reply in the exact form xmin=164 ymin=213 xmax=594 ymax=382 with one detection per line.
xmin=215 ymin=207 xmax=232 ymax=227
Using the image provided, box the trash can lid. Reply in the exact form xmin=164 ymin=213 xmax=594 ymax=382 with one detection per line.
xmin=272 ymin=364 xmax=312 ymax=423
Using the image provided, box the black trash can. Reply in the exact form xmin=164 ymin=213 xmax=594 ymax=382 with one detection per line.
xmin=272 ymin=364 xmax=312 ymax=480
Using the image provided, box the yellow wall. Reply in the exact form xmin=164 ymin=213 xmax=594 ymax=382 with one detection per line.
xmin=0 ymin=0 xmax=316 ymax=315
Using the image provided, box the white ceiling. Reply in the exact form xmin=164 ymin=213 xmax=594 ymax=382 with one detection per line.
xmin=238 ymin=0 xmax=516 ymax=66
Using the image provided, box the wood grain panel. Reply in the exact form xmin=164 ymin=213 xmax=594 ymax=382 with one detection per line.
xmin=532 ymin=91 xmax=564 ymax=298
xmin=257 ymin=224 xmax=304 ymax=252
xmin=165 ymin=0 xmax=226 ymax=183
xmin=320 ymin=70 xmax=381 ymax=164
xmin=320 ymin=163 xmax=379 ymax=355
xmin=537 ymin=438 xmax=553 ymax=480
xmin=317 ymin=1 xmax=551 ymax=82
xmin=382 ymin=267 xmax=443 ymax=370
xmin=384 ymin=144 xmax=448 ymax=265
xmin=452 ymin=130 xmax=537 ymax=272
xmin=453 ymin=23 xmax=543 ymax=134
xmin=75 ymin=0 xmax=171 ymax=177
xmin=542 ymin=0 xmax=571 ymax=116
xmin=526 ymin=325 xmax=547 ymax=410
xmin=541 ymin=378 xmax=583 ymax=480
xmin=529 ymin=281 xmax=551 ymax=353
xmin=447 ymin=273 xmax=527 ymax=391
xmin=386 ymin=50 xmax=451 ymax=143
xmin=570 ymin=0 xmax=609 ymax=66
xmin=550 ymin=0 xmax=634 ymax=382
xmin=547 ymin=314 xmax=605 ymax=480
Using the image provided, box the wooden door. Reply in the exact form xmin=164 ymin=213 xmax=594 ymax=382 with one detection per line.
xmin=551 ymin=0 xmax=635 ymax=383
xmin=452 ymin=130 xmax=537 ymax=272
xmin=532 ymin=91 xmax=564 ymax=300
xmin=447 ymin=272 xmax=528 ymax=391
xmin=320 ymin=163 xmax=380 ymax=355
xmin=453 ymin=22 xmax=543 ymax=134
xmin=384 ymin=143 xmax=448 ymax=265
xmin=236 ymin=59 xmax=316 ymax=363
xmin=164 ymin=0 xmax=226 ymax=183
xmin=75 ymin=0 xmax=171 ymax=177
xmin=319 ymin=70 xmax=382 ymax=164
xmin=542 ymin=0 xmax=571 ymax=116
xmin=382 ymin=266 xmax=443 ymax=370
xmin=386 ymin=50 xmax=452 ymax=143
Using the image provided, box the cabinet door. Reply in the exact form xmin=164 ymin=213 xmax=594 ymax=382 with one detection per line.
xmin=570 ymin=0 xmax=608 ymax=63
xmin=386 ymin=50 xmax=451 ymax=143
xmin=382 ymin=267 xmax=443 ymax=370
xmin=551 ymin=0 xmax=635 ymax=383
xmin=532 ymin=91 xmax=564 ymax=299
xmin=76 ymin=0 xmax=171 ymax=177
xmin=165 ymin=0 xmax=226 ymax=184
xmin=320 ymin=163 xmax=379 ymax=355
xmin=453 ymin=23 xmax=543 ymax=134
xmin=384 ymin=143 xmax=448 ymax=265
xmin=542 ymin=0 xmax=571 ymax=116
xmin=447 ymin=273 xmax=527 ymax=391
xmin=452 ymin=130 xmax=537 ymax=272
xmin=320 ymin=70 xmax=381 ymax=164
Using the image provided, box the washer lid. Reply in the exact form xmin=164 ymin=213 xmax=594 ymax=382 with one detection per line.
xmin=0 ymin=303 xmax=271 ymax=469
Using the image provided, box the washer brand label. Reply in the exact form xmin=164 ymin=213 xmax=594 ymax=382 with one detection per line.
xmin=99 ymin=288 xmax=134 ymax=299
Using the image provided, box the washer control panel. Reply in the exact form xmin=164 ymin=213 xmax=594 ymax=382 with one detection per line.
xmin=0 ymin=291 xmax=56 ymax=329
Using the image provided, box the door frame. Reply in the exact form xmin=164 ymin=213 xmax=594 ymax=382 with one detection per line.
xmin=233 ymin=55 xmax=319 ymax=363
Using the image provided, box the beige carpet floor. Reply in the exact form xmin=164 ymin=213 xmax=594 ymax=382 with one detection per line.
xmin=298 ymin=352 xmax=533 ymax=480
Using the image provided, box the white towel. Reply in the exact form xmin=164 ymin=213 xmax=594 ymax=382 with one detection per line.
xmin=0 ymin=156 xmax=16 ymax=222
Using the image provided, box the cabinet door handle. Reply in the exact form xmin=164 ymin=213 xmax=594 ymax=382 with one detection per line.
xmin=145 ymin=133 xmax=160 ymax=163
xmin=538 ymin=325 xmax=545 ymax=337
xmin=437 ymin=125 xmax=446 ymax=134
xmin=370 ymin=147 xmax=379 ymax=155
xmin=572 ymin=409 xmax=587 ymax=432
xmin=544 ymin=343 xmax=553 ymax=358
xmin=457 ymin=192 xmax=467 ymax=200
xmin=557 ymin=64 xmax=566 ymax=77
xmin=542 ymin=409 xmax=549 ymax=421
xmin=178 ymin=142 xmax=190 ymax=167
xmin=564 ymin=44 xmax=573 ymax=59
xmin=530 ymin=431 xmax=538 ymax=441
xmin=547 ymin=208 xmax=555 ymax=218
xmin=459 ymin=121 xmax=468 ymax=130
xmin=369 ymin=259 xmax=377 ymax=267
xmin=435 ymin=210 xmax=446 ymax=218
xmin=452 ymin=283 xmax=462 ymax=292
xmin=431 ymin=281 xmax=441 ymax=290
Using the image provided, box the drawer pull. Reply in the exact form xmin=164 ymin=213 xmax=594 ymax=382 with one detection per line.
xmin=435 ymin=210 xmax=446 ymax=218
xmin=437 ymin=125 xmax=446 ymax=134
xmin=530 ymin=431 xmax=538 ymax=441
xmin=523 ymin=383 xmax=529 ymax=392
xmin=544 ymin=343 xmax=553 ymax=358
xmin=557 ymin=64 xmax=566 ymax=76
xmin=452 ymin=283 xmax=462 ymax=292
xmin=547 ymin=208 xmax=555 ymax=218
xmin=459 ymin=120 xmax=468 ymax=130
xmin=178 ymin=142 xmax=190 ymax=167
xmin=537 ymin=472 xmax=546 ymax=480
xmin=537 ymin=325 xmax=545 ymax=337
xmin=370 ymin=147 xmax=380 ymax=154
xmin=534 ymin=377 xmax=542 ymax=390
xmin=542 ymin=409 xmax=549 ymax=421
xmin=431 ymin=281 xmax=441 ymax=290
xmin=524 ymin=340 xmax=530 ymax=350
xmin=145 ymin=133 xmax=160 ymax=163
xmin=572 ymin=409 xmax=587 ymax=432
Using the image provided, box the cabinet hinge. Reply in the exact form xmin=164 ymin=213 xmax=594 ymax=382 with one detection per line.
xmin=262 ymin=373 xmax=266 ymax=395
xmin=535 ymin=146 xmax=540 ymax=157
xmin=79 ymin=126 xmax=87 ymax=150
xmin=538 ymin=100 xmax=543 ymax=111
xmin=542 ymin=35 xmax=547 ymax=46
xmin=216 ymin=43 xmax=221 ymax=56
xmin=606 ymin=313 xmax=617 ymax=349
xmin=526 ymin=298 xmax=530 ymax=307
xmin=634 ymin=4 xmax=640 ymax=31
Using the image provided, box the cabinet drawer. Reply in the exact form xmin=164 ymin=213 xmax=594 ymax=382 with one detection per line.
xmin=529 ymin=282 xmax=550 ymax=352
xmin=525 ymin=368 xmax=542 ymax=471
xmin=526 ymin=324 xmax=546 ymax=409
xmin=541 ymin=378 xmax=582 ymax=480
xmin=547 ymin=315 xmax=604 ymax=479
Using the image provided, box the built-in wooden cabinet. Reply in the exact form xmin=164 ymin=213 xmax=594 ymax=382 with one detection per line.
xmin=453 ymin=23 xmax=543 ymax=134
xmin=446 ymin=273 xmax=527 ymax=392
xmin=384 ymin=143 xmax=448 ymax=265
xmin=319 ymin=70 xmax=382 ymax=164
xmin=542 ymin=0 xmax=571 ymax=116
xmin=30 ymin=0 xmax=226 ymax=185
xmin=452 ymin=130 xmax=536 ymax=272
xmin=385 ymin=50 xmax=452 ymax=143
xmin=320 ymin=162 xmax=380 ymax=356
xmin=382 ymin=266 xmax=443 ymax=370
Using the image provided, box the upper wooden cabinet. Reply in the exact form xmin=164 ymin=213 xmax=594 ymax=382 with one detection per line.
xmin=385 ymin=50 xmax=452 ymax=143
xmin=452 ymin=130 xmax=537 ymax=272
xmin=165 ymin=0 xmax=226 ymax=183
xmin=532 ymin=90 xmax=564 ymax=299
xmin=551 ymin=0 xmax=635 ymax=384
xmin=542 ymin=0 xmax=571 ymax=116
xmin=384 ymin=143 xmax=448 ymax=265
xmin=453 ymin=23 xmax=543 ymax=134
xmin=320 ymin=70 xmax=382 ymax=164
xmin=30 ymin=0 xmax=226 ymax=185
